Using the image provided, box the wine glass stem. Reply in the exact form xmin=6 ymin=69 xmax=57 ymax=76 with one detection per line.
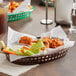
xmin=46 ymin=0 xmax=48 ymax=31
xmin=46 ymin=0 xmax=48 ymax=25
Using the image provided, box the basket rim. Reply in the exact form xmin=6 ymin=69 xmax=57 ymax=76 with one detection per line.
xmin=5 ymin=48 xmax=69 ymax=65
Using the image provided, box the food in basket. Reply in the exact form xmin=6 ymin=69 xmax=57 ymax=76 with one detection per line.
xmin=19 ymin=36 xmax=64 ymax=48
xmin=28 ymin=5 xmax=33 ymax=9
xmin=0 ymin=39 xmax=45 ymax=56
xmin=8 ymin=1 xmax=33 ymax=13
xmin=51 ymin=38 xmax=64 ymax=48
xmin=42 ymin=37 xmax=52 ymax=48
xmin=19 ymin=36 xmax=33 ymax=45
xmin=0 ymin=36 xmax=64 ymax=56
xmin=8 ymin=1 xmax=21 ymax=13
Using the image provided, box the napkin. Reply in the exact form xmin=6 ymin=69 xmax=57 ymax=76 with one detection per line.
xmin=7 ymin=27 xmax=36 ymax=47
xmin=0 ymin=54 xmax=38 ymax=76
xmin=41 ymin=26 xmax=69 ymax=40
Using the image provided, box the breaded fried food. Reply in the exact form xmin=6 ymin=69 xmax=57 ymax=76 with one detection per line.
xmin=42 ymin=37 xmax=64 ymax=48
xmin=19 ymin=36 xmax=33 ymax=45
xmin=43 ymin=39 xmax=50 ymax=48
xmin=51 ymin=38 xmax=64 ymax=48
xmin=8 ymin=1 xmax=22 ymax=13
xmin=43 ymin=37 xmax=52 ymax=48
xmin=19 ymin=36 xmax=64 ymax=49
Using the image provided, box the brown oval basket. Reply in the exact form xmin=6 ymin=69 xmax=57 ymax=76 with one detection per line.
xmin=5 ymin=48 xmax=68 ymax=65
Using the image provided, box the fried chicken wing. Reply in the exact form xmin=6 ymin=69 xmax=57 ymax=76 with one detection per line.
xmin=43 ymin=39 xmax=50 ymax=48
xmin=51 ymin=38 xmax=64 ymax=48
xmin=19 ymin=36 xmax=33 ymax=45
xmin=19 ymin=36 xmax=64 ymax=49
xmin=42 ymin=37 xmax=52 ymax=48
